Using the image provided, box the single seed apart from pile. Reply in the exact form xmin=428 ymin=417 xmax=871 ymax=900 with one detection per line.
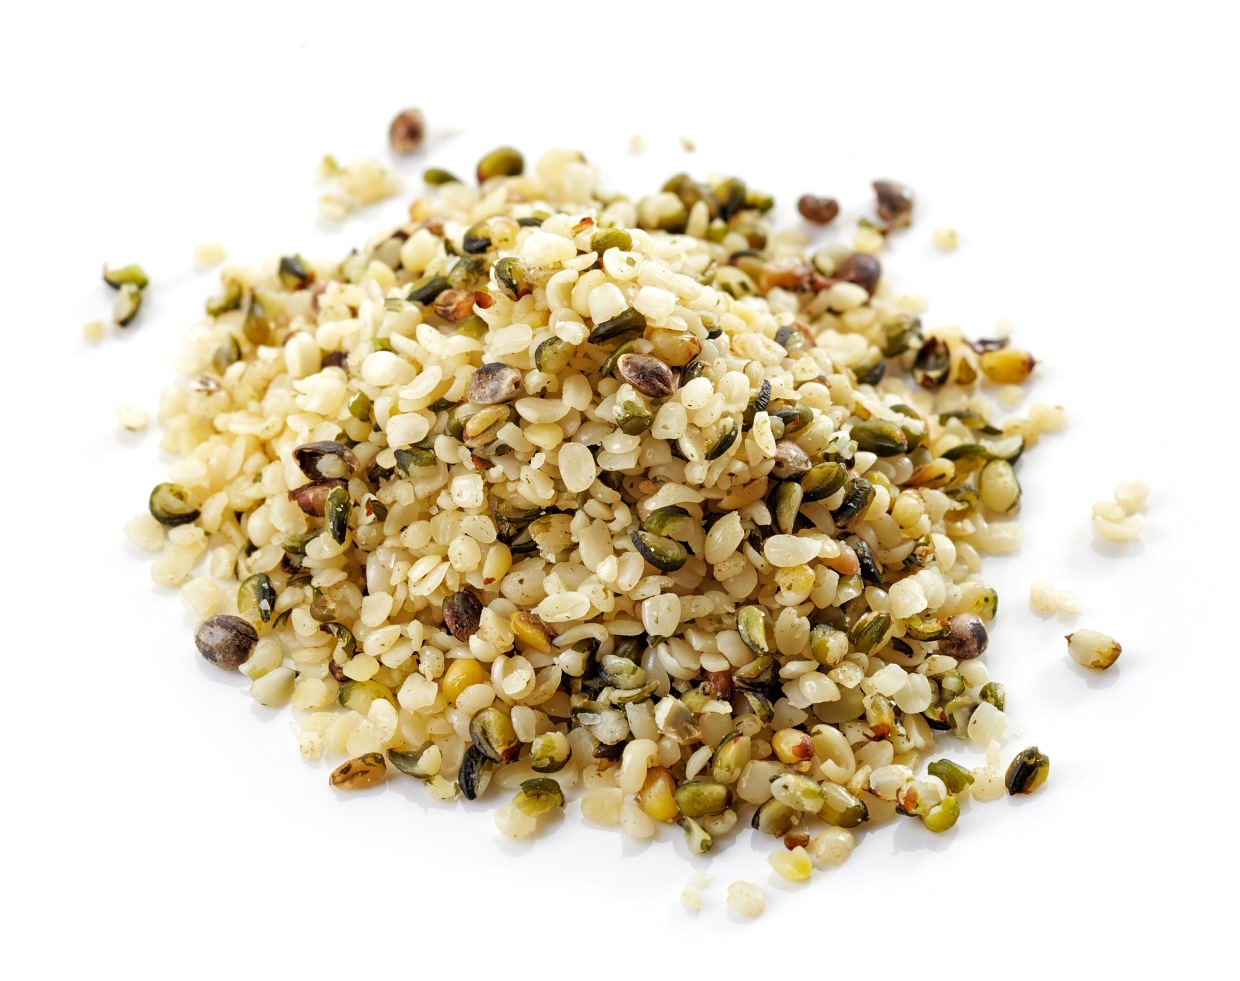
xmin=195 ymin=615 xmax=257 ymax=671
xmin=797 ymin=194 xmax=839 ymax=225
xmin=331 ymin=752 xmax=388 ymax=790
xmin=1066 ymin=629 xmax=1122 ymax=670
xmin=1005 ymin=747 xmax=1050 ymax=795
xmin=727 ymin=881 xmax=766 ymax=918
xmin=388 ymin=107 xmax=425 ymax=154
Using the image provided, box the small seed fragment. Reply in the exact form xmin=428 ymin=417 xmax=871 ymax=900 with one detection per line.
xmin=103 ymin=263 xmax=150 ymax=290
xmin=388 ymin=744 xmax=442 ymax=780
xmin=529 ymin=732 xmax=571 ymax=773
xmin=514 ymin=777 xmax=565 ymax=818
xmin=469 ymin=706 xmax=521 ymax=763
xmin=736 ymin=606 xmax=770 ymax=655
xmin=674 ymin=780 xmax=730 ymax=818
xmin=927 ymin=759 xmax=975 ymax=795
xmin=149 ymin=483 xmax=200 ymax=526
xmin=330 ymin=752 xmax=387 ymax=790
xmin=467 ymin=362 xmax=524 ymax=404
xmin=1005 ymin=746 xmax=1050 ymax=795
xmin=326 ymin=486 xmax=351 ymax=544
xmin=292 ymin=441 xmax=358 ymax=480
xmin=922 ymin=795 xmax=960 ymax=832
xmin=388 ymin=107 xmax=425 ymax=154
xmin=1066 ymin=629 xmax=1122 ymax=670
xmin=195 ymin=614 xmax=257 ymax=671
xmin=727 ymin=881 xmax=765 ymax=918
xmin=442 ymin=590 xmax=484 ymax=641
xmin=237 ymin=573 xmax=276 ymax=623
xmin=678 ymin=816 xmax=714 ymax=854
xmin=616 ymin=353 xmax=675 ymax=399
xmin=113 ymin=283 xmax=142 ymax=327
xmin=769 ymin=845 xmax=813 ymax=881
xmin=630 ymin=529 xmax=688 ymax=572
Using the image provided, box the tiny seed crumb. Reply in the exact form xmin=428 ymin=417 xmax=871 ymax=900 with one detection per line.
xmin=932 ymin=226 xmax=959 ymax=251
xmin=194 ymin=243 xmax=227 ymax=269
xmin=679 ymin=136 xmax=696 ymax=153
xmin=680 ymin=885 xmax=701 ymax=914
xmin=83 ymin=320 xmax=105 ymax=341
xmin=727 ymin=881 xmax=765 ymax=918
xmin=628 ymin=134 xmax=645 ymax=154
xmin=115 ymin=403 xmax=149 ymax=432
xmin=1056 ymin=589 xmax=1080 ymax=616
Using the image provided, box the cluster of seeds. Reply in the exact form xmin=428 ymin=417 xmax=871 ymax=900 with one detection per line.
xmin=130 ymin=145 xmax=1062 ymax=898
xmin=1092 ymin=479 xmax=1148 ymax=543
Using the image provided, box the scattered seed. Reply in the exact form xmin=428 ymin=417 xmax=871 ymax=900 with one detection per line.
xmin=797 ymin=194 xmax=840 ymax=225
xmin=388 ymin=107 xmax=425 ymax=154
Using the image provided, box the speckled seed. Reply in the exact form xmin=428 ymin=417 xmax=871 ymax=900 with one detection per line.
xmin=433 ymin=288 xmax=476 ymax=322
xmin=873 ymin=179 xmax=914 ymax=228
xmin=1066 ymin=629 xmax=1122 ymax=670
xmin=727 ymin=881 xmax=765 ymax=918
xmin=937 ymin=613 xmax=988 ymax=660
xmin=442 ymin=590 xmax=484 ymax=641
xmin=1005 ymin=746 xmax=1050 ymax=795
xmin=772 ymin=440 xmax=812 ymax=479
xmin=467 ymin=362 xmax=524 ymax=404
xmin=616 ymin=353 xmax=675 ymax=399
xmin=388 ymin=107 xmax=425 ymax=154
xmin=330 ymin=752 xmax=387 ymax=790
xmin=195 ymin=615 xmax=257 ymax=671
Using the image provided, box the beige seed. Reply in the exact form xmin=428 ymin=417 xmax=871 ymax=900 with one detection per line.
xmin=1066 ymin=629 xmax=1122 ymax=670
xmin=727 ymin=881 xmax=766 ymax=918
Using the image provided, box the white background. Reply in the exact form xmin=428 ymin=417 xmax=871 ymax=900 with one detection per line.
xmin=4 ymin=1 xmax=1236 ymax=976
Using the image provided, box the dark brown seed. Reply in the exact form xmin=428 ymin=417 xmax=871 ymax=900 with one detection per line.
xmin=937 ymin=613 xmax=989 ymax=660
xmin=701 ymin=670 xmax=733 ymax=701
xmin=873 ymin=179 xmax=914 ymax=229
xmin=321 ymin=351 xmax=348 ymax=370
xmin=432 ymin=288 xmax=476 ymax=323
xmin=388 ymin=108 xmax=425 ymax=154
xmin=616 ymin=353 xmax=675 ymax=399
xmin=442 ymin=590 xmax=484 ymax=641
xmin=783 ymin=832 xmax=811 ymax=850
xmin=195 ymin=614 xmax=258 ymax=671
xmin=835 ymin=253 xmax=882 ymax=295
xmin=287 ymin=478 xmax=348 ymax=517
xmin=466 ymin=362 xmax=523 ymax=404
xmin=771 ymin=440 xmax=812 ymax=480
xmin=797 ymin=194 xmax=840 ymax=226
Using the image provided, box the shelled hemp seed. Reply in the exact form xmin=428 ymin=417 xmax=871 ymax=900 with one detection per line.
xmin=132 ymin=144 xmax=1072 ymax=915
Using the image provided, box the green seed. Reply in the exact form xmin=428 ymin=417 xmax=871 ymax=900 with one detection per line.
xmin=278 ymin=254 xmax=313 ymax=290
xmin=237 ymin=573 xmax=276 ymax=623
xmin=339 ymin=680 xmax=398 ymax=713
xmin=644 ymin=505 xmax=696 ymax=540
xmin=733 ymin=655 xmax=776 ymax=689
xmin=535 ymin=336 xmax=574 ymax=373
xmin=736 ymin=606 xmax=770 ymax=655
xmin=458 ymin=745 xmax=493 ymax=800
xmin=850 ymin=611 xmax=892 ymax=654
xmin=851 ymin=419 xmax=909 ymax=457
xmin=149 ymin=483 xmax=199 ymax=526
xmin=476 ymin=146 xmax=524 ymax=183
xmin=1005 ymin=747 xmax=1050 ymax=796
xmin=879 ymin=313 xmax=923 ymax=356
xmin=242 ymin=296 xmax=271 ymax=345
xmin=113 ymin=282 xmax=142 ymax=327
xmin=809 ymin=624 xmax=846 ymax=667
xmin=922 ymin=795 xmax=960 ymax=833
xmin=709 ymin=731 xmax=752 ymax=785
xmin=103 ymin=263 xmax=149 ymax=290
xmin=800 ymin=461 xmax=847 ymax=502
xmin=590 ymin=228 xmax=632 ymax=254
xmin=320 ymin=621 xmax=357 ymax=658
xmin=598 ymin=653 xmax=646 ymax=688
xmin=674 ymin=779 xmax=730 ymax=818
xmin=771 ymin=774 xmax=826 ymax=813
xmin=347 ymin=391 xmax=373 ymax=421
xmin=819 ymin=782 xmax=869 ymax=828
xmin=771 ymin=404 xmax=813 ymax=436
xmin=751 ymin=798 xmax=800 ymax=837
xmin=927 ymin=759 xmax=975 ymax=795
xmin=528 ymin=732 xmax=571 ymax=773
xmin=770 ymin=481 xmax=803 ymax=535
xmin=678 ymin=816 xmax=714 ymax=854
xmin=461 ymin=221 xmax=492 ymax=254
xmin=394 ymin=447 xmax=437 ymax=476
xmin=423 ymin=167 xmax=460 ymax=186
xmin=980 ymin=348 xmax=1036 ymax=384
xmin=462 ymin=405 xmax=511 ymax=446
xmin=629 ymin=529 xmax=687 ymax=571
xmin=832 ymin=476 xmax=875 ymax=530
xmin=706 ymin=422 xmax=739 ymax=461
xmin=406 ymin=274 xmax=450 ymax=304
xmin=979 ymin=682 xmax=1006 ymax=711
xmin=205 ymin=280 xmax=243 ymax=317
xmin=741 ymin=689 xmax=774 ymax=724
xmin=469 ymin=706 xmax=521 ymax=763
xmin=387 ymin=744 xmax=440 ymax=779
xmin=326 ymin=486 xmax=351 ymax=544
xmin=589 ymin=307 xmax=646 ymax=344
xmin=514 ymin=778 xmax=565 ymax=818
xmin=904 ymin=615 xmax=947 ymax=641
